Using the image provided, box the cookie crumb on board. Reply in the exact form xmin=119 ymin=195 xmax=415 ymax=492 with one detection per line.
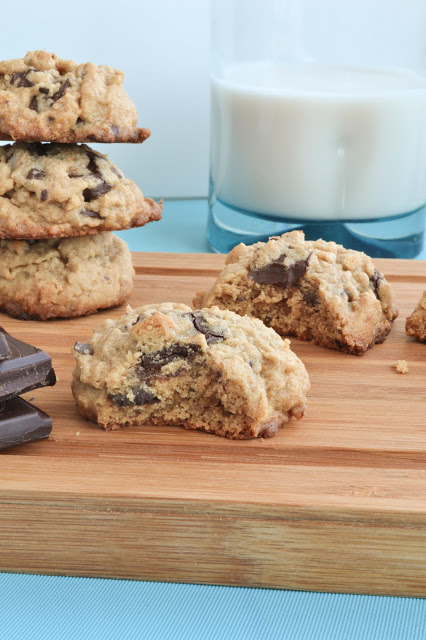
xmin=392 ymin=360 xmax=409 ymax=374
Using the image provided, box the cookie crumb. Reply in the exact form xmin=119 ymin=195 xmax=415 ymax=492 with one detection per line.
xmin=75 ymin=431 xmax=80 ymax=437
xmin=392 ymin=360 xmax=409 ymax=374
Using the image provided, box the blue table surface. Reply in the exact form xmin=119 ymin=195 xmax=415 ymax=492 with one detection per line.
xmin=2 ymin=199 xmax=426 ymax=640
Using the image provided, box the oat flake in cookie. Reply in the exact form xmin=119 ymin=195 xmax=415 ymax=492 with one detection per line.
xmin=405 ymin=291 xmax=426 ymax=343
xmin=194 ymin=231 xmax=398 ymax=355
xmin=71 ymin=303 xmax=310 ymax=439
xmin=0 ymin=142 xmax=162 ymax=239
xmin=0 ymin=233 xmax=134 ymax=320
xmin=0 ymin=50 xmax=150 ymax=143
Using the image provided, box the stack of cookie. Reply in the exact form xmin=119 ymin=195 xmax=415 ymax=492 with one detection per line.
xmin=0 ymin=50 xmax=161 ymax=320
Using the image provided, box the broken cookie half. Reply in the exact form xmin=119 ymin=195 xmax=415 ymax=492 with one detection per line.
xmin=71 ymin=303 xmax=310 ymax=439
xmin=405 ymin=291 xmax=426 ymax=342
xmin=194 ymin=231 xmax=398 ymax=355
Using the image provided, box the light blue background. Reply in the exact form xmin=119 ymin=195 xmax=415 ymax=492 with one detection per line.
xmin=116 ymin=198 xmax=426 ymax=258
xmin=2 ymin=573 xmax=426 ymax=640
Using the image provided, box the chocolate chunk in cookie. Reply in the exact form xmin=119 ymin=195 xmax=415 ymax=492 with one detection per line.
xmin=74 ymin=341 xmax=94 ymax=356
xmin=26 ymin=168 xmax=46 ymax=180
xmin=248 ymin=252 xmax=311 ymax=288
xmin=138 ymin=344 xmax=200 ymax=376
xmin=83 ymin=181 xmax=113 ymax=202
xmin=191 ymin=311 xmax=229 ymax=343
xmin=110 ymin=388 xmax=159 ymax=407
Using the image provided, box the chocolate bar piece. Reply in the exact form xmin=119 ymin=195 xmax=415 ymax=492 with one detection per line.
xmin=0 ymin=396 xmax=52 ymax=451
xmin=0 ymin=332 xmax=12 ymax=363
xmin=0 ymin=327 xmax=56 ymax=401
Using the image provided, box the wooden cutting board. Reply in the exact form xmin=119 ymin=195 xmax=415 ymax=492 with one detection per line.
xmin=0 ymin=252 xmax=425 ymax=597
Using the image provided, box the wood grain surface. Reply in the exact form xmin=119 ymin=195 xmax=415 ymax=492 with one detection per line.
xmin=0 ymin=253 xmax=425 ymax=596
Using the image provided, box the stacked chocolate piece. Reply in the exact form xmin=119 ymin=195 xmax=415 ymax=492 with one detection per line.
xmin=0 ymin=50 xmax=161 ymax=320
xmin=0 ymin=326 xmax=55 ymax=450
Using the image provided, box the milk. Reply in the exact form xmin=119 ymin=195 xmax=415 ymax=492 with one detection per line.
xmin=210 ymin=63 xmax=426 ymax=221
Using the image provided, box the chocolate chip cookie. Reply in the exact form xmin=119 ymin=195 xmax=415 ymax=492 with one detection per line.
xmin=0 ymin=50 xmax=150 ymax=143
xmin=0 ymin=233 xmax=134 ymax=320
xmin=71 ymin=303 xmax=310 ymax=439
xmin=194 ymin=231 xmax=398 ymax=355
xmin=406 ymin=291 xmax=426 ymax=342
xmin=0 ymin=142 xmax=162 ymax=238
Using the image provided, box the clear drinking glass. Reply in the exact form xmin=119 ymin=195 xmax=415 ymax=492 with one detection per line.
xmin=208 ymin=0 xmax=426 ymax=256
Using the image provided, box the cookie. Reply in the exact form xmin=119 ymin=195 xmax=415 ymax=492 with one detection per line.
xmin=0 ymin=233 xmax=134 ymax=320
xmin=194 ymin=231 xmax=398 ymax=355
xmin=0 ymin=50 xmax=149 ymax=143
xmin=71 ymin=303 xmax=310 ymax=439
xmin=0 ymin=142 xmax=162 ymax=239
xmin=405 ymin=291 xmax=426 ymax=342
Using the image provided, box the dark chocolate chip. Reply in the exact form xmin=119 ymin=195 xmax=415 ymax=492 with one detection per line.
xmin=11 ymin=71 xmax=34 ymax=88
xmin=111 ymin=166 xmax=122 ymax=179
xmin=68 ymin=173 xmax=85 ymax=178
xmin=39 ymin=87 xmax=49 ymax=94
xmin=29 ymin=95 xmax=39 ymax=112
xmin=302 ymin=289 xmax=319 ymax=307
xmin=334 ymin=339 xmax=346 ymax=350
xmin=134 ymin=388 xmax=160 ymax=405
xmin=51 ymin=78 xmax=71 ymax=103
xmin=26 ymin=168 xmax=46 ymax=180
xmin=80 ymin=208 xmax=104 ymax=220
xmin=111 ymin=125 xmax=119 ymax=136
xmin=83 ymin=182 xmax=112 ymax=202
xmin=3 ymin=189 xmax=14 ymax=199
xmin=370 ymin=269 xmax=384 ymax=298
xmin=248 ymin=252 xmax=311 ymax=289
xmin=87 ymin=135 xmax=97 ymax=141
xmin=76 ymin=117 xmax=85 ymax=125
xmin=74 ymin=341 xmax=94 ymax=356
xmin=138 ymin=344 xmax=199 ymax=375
xmin=40 ymin=189 xmax=48 ymax=202
xmin=87 ymin=154 xmax=102 ymax=179
xmin=110 ymin=387 xmax=159 ymax=407
xmin=192 ymin=312 xmax=226 ymax=344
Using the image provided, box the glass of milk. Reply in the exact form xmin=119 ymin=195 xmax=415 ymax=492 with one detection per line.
xmin=208 ymin=0 xmax=426 ymax=257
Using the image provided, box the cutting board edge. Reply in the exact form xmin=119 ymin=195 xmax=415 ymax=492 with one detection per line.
xmin=1 ymin=492 xmax=426 ymax=596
